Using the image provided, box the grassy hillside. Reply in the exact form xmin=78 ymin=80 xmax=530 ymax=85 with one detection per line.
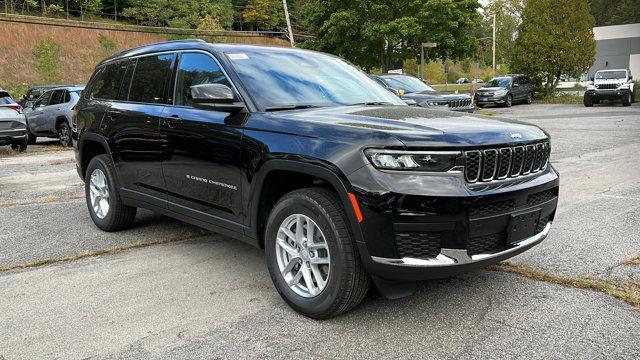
xmin=0 ymin=17 xmax=288 ymax=98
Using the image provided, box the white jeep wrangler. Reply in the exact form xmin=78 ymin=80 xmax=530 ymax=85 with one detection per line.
xmin=584 ymin=69 xmax=635 ymax=107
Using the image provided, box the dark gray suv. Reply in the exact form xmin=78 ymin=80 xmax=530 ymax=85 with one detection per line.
xmin=475 ymin=74 xmax=533 ymax=108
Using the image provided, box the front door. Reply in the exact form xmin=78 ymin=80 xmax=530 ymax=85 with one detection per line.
xmin=160 ymin=51 xmax=245 ymax=231
xmin=28 ymin=90 xmax=52 ymax=134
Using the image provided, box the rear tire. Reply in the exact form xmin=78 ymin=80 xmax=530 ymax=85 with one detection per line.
xmin=622 ymin=92 xmax=632 ymax=106
xmin=584 ymin=94 xmax=594 ymax=107
xmin=27 ymin=130 xmax=36 ymax=145
xmin=265 ymin=188 xmax=370 ymax=319
xmin=85 ymin=154 xmax=137 ymax=231
xmin=57 ymin=122 xmax=72 ymax=147
xmin=525 ymin=92 xmax=533 ymax=104
xmin=11 ymin=140 xmax=27 ymax=152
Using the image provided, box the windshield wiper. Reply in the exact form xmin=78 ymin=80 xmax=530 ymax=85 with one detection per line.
xmin=265 ymin=104 xmax=323 ymax=112
xmin=347 ymin=101 xmax=395 ymax=106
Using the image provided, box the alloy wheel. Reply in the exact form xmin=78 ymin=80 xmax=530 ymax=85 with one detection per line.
xmin=275 ymin=214 xmax=331 ymax=298
xmin=89 ymin=168 xmax=110 ymax=219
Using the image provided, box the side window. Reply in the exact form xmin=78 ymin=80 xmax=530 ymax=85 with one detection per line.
xmin=34 ymin=91 xmax=52 ymax=107
xmin=91 ymin=62 xmax=125 ymax=100
xmin=64 ymin=90 xmax=71 ymax=103
xmin=50 ymin=90 xmax=64 ymax=105
xmin=129 ymin=54 xmax=175 ymax=104
xmin=175 ymin=52 xmax=231 ymax=107
xmin=117 ymin=59 xmax=136 ymax=101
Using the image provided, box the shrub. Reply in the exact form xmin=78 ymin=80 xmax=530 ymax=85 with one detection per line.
xmin=33 ymin=37 xmax=63 ymax=83
xmin=97 ymin=33 xmax=118 ymax=55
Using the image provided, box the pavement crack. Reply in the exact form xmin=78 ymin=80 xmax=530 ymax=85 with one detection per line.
xmin=0 ymin=194 xmax=84 ymax=208
xmin=488 ymin=261 xmax=640 ymax=309
xmin=0 ymin=231 xmax=211 ymax=273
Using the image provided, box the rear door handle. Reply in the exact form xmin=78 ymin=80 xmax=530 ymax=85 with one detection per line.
xmin=55 ymin=108 xmax=61 ymax=111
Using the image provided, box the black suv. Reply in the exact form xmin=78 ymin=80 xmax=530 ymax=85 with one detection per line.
xmin=475 ymin=75 xmax=534 ymax=107
xmin=74 ymin=41 xmax=559 ymax=318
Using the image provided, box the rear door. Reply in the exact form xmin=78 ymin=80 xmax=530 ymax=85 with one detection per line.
xmin=102 ymin=54 xmax=176 ymax=208
xmin=160 ymin=51 xmax=245 ymax=230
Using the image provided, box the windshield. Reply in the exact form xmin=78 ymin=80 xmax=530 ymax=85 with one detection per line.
xmin=381 ymin=75 xmax=434 ymax=93
xmin=595 ymin=71 xmax=626 ymax=80
xmin=26 ymin=89 xmax=45 ymax=101
xmin=485 ymin=78 xmax=512 ymax=88
xmin=226 ymin=49 xmax=405 ymax=110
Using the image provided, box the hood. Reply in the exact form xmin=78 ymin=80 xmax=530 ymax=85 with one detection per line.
xmin=265 ymin=105 xmax=547 ymax=148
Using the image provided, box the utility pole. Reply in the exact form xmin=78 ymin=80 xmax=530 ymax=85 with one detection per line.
xmin=420 ymin=42 xmax=437 ymax=81
xmin=492 ymin=13 xmax=496 ymax=76
xmin=282 ymin=0 xmax=295 ymax=47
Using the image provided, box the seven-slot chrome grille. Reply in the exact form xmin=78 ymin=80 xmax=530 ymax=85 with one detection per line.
xmin=464 ymin=141 xmax=550 ymax=183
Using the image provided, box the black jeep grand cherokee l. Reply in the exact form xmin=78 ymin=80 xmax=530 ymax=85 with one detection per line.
xmin=73 ymin=40 xmax=559 ymax=318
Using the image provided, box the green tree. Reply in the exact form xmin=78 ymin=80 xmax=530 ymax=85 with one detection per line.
xmin=483 ymin=0 xmax=524 ymax=68
xmin=122 ymin=0 xmax=234 ymax=29
xmin=512 ymin=0 xmax=596 ymax=93
xmin=588 ymin=0 xmax=640 ymax=26
xmin=33 ymin=36 xmax=63 ymax=83
xmin=303 ymin=0 xmax=481 ymax=72
xmin=242 ymin=0 xmax=285 ymax=31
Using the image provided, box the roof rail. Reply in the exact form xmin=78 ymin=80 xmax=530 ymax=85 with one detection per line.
xmin=103 ymin=39 xmax=207 ymax=64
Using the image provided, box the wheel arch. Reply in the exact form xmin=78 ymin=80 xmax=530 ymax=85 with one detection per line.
xmin=249 ymin=159 xmax=364 ymax=249
xmin=55 ymin=116 xmax=69 ymax=129
xmin=78 ymin=133 xmax=112 ymax=181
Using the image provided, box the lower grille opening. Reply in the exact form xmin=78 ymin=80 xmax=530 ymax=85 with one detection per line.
xmin=395 ymin=232 xmax=441 ymax=259
xmin=467 ymin=232 xmax=506 ymax=255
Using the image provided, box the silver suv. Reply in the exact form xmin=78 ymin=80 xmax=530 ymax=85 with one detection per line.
xmin=584 ymin=69 xmax=635 ymax=107
xmin=25 ymin=86 xmax=84 ymax=146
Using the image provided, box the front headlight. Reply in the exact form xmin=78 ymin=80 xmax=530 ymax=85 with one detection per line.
xmin=364 ymin=149 xmax=461 ymax=172
xmin=495 ymin=90 xmax=508 ymax=96
xmin=587 ymin=84 xmax=596 ymax=90
xmin=426 ymin=101 xmax=448 ymax=107
xmin=620 ymin=83 xmax=630 ymax=89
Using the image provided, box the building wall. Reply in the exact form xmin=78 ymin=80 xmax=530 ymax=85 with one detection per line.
xmin=589 ymin=23 xmax=640 ymax=79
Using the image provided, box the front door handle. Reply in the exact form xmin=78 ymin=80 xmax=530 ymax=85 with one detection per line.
xmin=56 ymin=108 xmax=61 ymax=111
xmin=164 ymin=115 xmax=182 ymax=128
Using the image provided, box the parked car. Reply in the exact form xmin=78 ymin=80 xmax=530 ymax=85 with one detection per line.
xmin=26 ymin=86 xmax=84 ymax=146
xmin=0 ymin=90 xmax=28 ymax=152
xmin=74 ymin=40 xmax=558 ymax=318
xmin=475 ymin=75 xmax=534 ymax=107
xmin=456 ymin=77 xmax=470 ymax=84
xmin=371 ymin=74 xmax=474 ymax=112
xmin=584 ymin=69 xmax=635 ymax=107
xmin=20 ymin=84 xmax=78 ymax=110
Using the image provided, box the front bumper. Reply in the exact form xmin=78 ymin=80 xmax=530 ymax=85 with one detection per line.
xmin=475 ymin=94 xmax=508 ymax=105
xmin=347 ymin=164 xmax=559 ymax=281
xmin=585 ymin=89 xmax=630 ymax=100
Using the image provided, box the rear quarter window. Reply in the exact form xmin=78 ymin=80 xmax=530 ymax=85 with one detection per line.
xmin=90 ymin=62 xmax=126 ymax=100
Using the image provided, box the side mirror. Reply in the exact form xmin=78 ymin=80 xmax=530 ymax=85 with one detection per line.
xmin=590 ymin=76 xmax=594 ymax=81
xmin=190 ymin=83 xmax=245 ymax=113
xmin=629 ymin=75 xmax=633 ymax=81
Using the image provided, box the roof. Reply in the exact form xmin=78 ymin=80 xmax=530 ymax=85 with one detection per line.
xmin=594 ymin=23 xmax=640 ymax=41
xmin=98 ymin=40 xmax=314 ymax=66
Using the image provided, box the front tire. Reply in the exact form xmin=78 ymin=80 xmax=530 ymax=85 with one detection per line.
xmin=58 ymin=122 xmax=72 ymax=147
xmin=505 ymin=94 xmax=513 ymax=107
xmin=27 ymin=130 xmax=36 ymax=145
xmin=622 ymin=92 xmax=632 ymax=106
xmin=584 ymin=94 xmax=594 ymax=107
xmin=265 ymin=188 xmax=370 ymax=319
xmin=85 ymin=154 xmax=137 ymax=231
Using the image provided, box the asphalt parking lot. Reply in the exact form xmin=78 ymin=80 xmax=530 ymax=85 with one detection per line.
xmin=1 ymin=103 xmax=639 ymax=359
